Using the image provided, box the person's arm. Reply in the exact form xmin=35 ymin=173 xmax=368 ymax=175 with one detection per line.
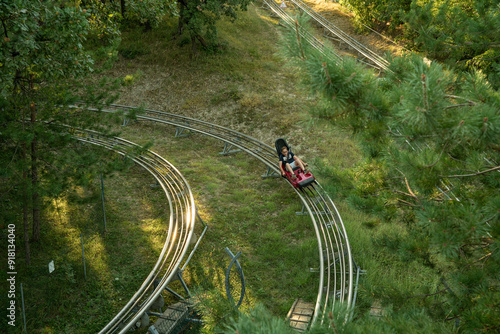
xmin=279 ymin=161 xmax=285 ymax=175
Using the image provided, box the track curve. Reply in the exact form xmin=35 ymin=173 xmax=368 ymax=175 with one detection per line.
xmin=75 ymin=104 xmax=356 ymax=326
xmin=72 ymin=129 xmax=196 ymax=333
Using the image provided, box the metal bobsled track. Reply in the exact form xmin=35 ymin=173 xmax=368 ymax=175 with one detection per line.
xmin=72 ymin=104 xmax=359 ymax=332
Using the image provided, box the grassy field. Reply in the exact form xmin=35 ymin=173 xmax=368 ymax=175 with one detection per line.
xmin=3 ymin=3 xmax=449 ymax=334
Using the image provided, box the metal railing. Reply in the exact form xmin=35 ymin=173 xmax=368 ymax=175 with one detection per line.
xmin=262 ymin=0 xmax=342 ymax=63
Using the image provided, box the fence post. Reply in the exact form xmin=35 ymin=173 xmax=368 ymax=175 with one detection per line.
xmin=21 ymin=283 xmax=27 ymax=333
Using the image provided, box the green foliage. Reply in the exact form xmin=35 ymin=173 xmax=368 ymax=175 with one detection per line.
xmin=0 ymin=0 xmax=92 ymax=96
xmin=124 ymin=0 xmax=175 ymax=29
xmin=224 ymin=304 xmax=295 ymax=334
xmin=0 ymin=0 xmax=128 ymax=266
xmin=80 ymin=0 xmax=121 ymax=47
xmin=176 ymin=0 xmax=253 ymax=48
xmin=225 ymin=302 xmax=454 ymax=333
xmin=339 ymin=0 xmax=500 ymax=89
xmin=192 ymin=288 xmax=237 ymax=333
xmin=405 ymin=0 xmax=500 ymax=62
xmin=279 ymin=16 xmax=500 ymax=331
xmin=339 ymin=0 xmax=411 ymax=31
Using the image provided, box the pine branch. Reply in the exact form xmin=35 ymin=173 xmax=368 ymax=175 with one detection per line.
xmin=1 ymin=17 xmax=9 ymax=39
xmin=38 ymin=157 xmax=61 ymax=172
xmin=406 ymin=287 xmax=450 ymax=299
xmin=404 ymin=177 xmax=419 ymax=200
xmin=421 ymin=74 xmax=429 ymax=111
xmin=295 ymin=19 xmax=305 ymax=60
xmin=386 ymin=176 xmax=405 ymax=180
xmin=443 ymin=102 xmax=476 ymax=109
xmin=444 ymin=95 xmax=477 ymax=106
xmin=393 ymin=189 xmax=417 ymax=199
xmin=322 ymin=62 xmax=331 ymax=84
xmin=440 ymin=165 xmax=500 ymax=178
xmin=396 ymin=198 xmax=419 ymax=207
xmin=465 ymin=252 xmax=492 ymax=269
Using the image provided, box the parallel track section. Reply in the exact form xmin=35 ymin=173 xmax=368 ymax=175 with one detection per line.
xmin=262 ymin=0 xmax=342 ymax=62
xmin=261 ymin=0 xmax=390 ymax=72
xmin=75 ymin=104 xmax=356 ymax=326
xmin=72 ymin=129 xmax=196 ymax=334
xmin=288 ymin=0 xmax=390 ymax=71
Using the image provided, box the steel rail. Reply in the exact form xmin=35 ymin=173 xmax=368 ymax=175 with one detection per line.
xmin=261 ymin=0 xmax=342 ymax=62
xmin=71 ymin=129 xmax=196 ymax=334
xmin=289 ymin=0 xmax=390 ymax=71
xmin=312 ymin=183 xmax=353 ymax=304
xmin=75 ymin=104 xmax=355 ymax=325
xmin=261 ymin=0 xmax=390 ymax=72
xmin=300 ymin=183 xmax=352 ymax=319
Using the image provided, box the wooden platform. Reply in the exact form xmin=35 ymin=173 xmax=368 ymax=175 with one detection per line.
xmin=287 ymin=299 xmax=315 ymax=332
xmin=370 ymin=299 xmax=386 ymax=319
xmin=149 ymin=300 xmax=192 ymax=334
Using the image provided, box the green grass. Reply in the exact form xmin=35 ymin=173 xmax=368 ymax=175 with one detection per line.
xmin=3 ymin=165 xmax=171 ymax=333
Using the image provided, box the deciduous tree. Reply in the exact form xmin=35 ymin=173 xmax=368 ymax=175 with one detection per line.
xmin=175 ymin=0 xmax=252 ymax=50
xmin=0 ymin=0 xmax=120 ymax=264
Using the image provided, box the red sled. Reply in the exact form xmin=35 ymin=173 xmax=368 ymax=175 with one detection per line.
xmin=284 ymin=167 xmax=315 ymax=188
xmin=275 ymin=138 xmax=315 ymax=189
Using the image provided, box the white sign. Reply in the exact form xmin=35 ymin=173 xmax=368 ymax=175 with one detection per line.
xmin=280 ymin=1 xmax=287 ymax=8
xmin=48 ymin=260 xmax=55 ymax=273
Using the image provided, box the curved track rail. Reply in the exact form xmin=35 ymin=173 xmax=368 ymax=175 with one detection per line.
xmin=288 ymin=0 xmax=390 ymax=71
xmin=261 ymin=0 xmax=390 ymax=72
xmin=76 ymin=104 xmax=356 ymax=326
xmin=72 ymin=129 xmax=196 ymax=334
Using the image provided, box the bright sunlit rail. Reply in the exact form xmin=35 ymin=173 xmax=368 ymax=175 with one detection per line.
xmin=72 ymin=129 xmax=196 ymax=334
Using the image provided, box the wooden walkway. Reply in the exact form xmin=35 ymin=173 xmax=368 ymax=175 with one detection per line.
xmin=287 ymin=299 xmax=315 ymax=332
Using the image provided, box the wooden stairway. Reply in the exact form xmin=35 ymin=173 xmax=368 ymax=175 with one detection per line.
xmin=148 ymin=300 xmax=192 ymax=334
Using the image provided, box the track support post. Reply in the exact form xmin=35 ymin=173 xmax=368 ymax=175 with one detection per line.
xmin=219 ymin=142 xmax=242 ymax=155
xmin=175 ymin=122 xmax=192 ymax=138
xmin=261 ymin=166 xmax=280 ymax=178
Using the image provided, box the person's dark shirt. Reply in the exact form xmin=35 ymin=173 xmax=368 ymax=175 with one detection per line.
xmin=279 ymin=151 xmax=295 ymax=165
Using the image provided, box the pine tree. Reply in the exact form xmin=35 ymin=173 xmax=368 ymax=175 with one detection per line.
xmin=279 ymin=16 xmax=499 ymax=331
xmin=340 ymin=0 xmax=500 ymax=88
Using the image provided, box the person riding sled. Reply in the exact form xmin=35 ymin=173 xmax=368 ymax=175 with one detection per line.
xmin=278 ymin=143 xmax=307 ymax=179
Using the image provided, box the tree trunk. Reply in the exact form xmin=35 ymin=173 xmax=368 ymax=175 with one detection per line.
xmin=196 ymin=34 xmax=208 ymax=48
xmin=21 ymin=104 xmax=31 ymax=265
xmin=191 ymin=35 xmax=197 ymax=54
xmin=23 ymin=139 xmax=31 ymax=265
xmin=120 ymin=0 xmax=126 ymax=17
xmin=176 ymin=0 xmax=186 ymax=37
xmin=31 ymin=136 xmax=40 ymax=242
xmin=30 ymin=92 xmax=40 ymax=242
